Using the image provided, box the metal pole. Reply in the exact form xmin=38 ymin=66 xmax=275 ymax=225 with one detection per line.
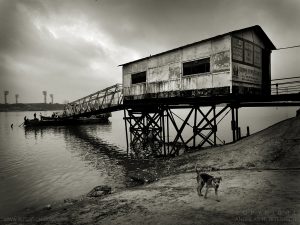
xmin=235 ymin=107 xmax=239 ymax=140
xmin=231 ymin=107 xmax=236 ymax=142
xmin=167 ymin=109 xmax=170 ymax=153
xmin=123 ymin=109 xmax=129 ymax=155
xmin=193 ymin=106 xmax=197 ymax=148
xmin=247 ymin=126 xmax=250 ymax=136
xmin=161 ymin=109 xmax=166 ymax=155
xmin=213 ymin=105 xmax=217 ymax=146
xmin=129 ymin=112 xmax=132 ymax=144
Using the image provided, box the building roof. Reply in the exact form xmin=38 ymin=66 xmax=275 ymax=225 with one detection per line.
xmin=119 ymin=25 xmax=276 ymax=66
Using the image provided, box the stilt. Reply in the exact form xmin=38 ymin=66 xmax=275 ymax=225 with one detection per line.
xmin=193 ymin=106 xmax=197 ymax=148
xmin=161 ymin=109 xmax=166 ymax=155
xmin=166 ymin=110 xmax=170 ymax=153
xmin=231 ymin=107 xmax=236 ymax=142
xmin=247 ymin=126 xmax=250 ymax=136
xmin=213 ymin=105 xmax=217 ymax=146
xmin=123 ymin=109 xmax=129 ymax=155
xmin=123 ymin=105 xmax=229 ymax=157
xmin=235 ymin=107 xmax=239 ymax=140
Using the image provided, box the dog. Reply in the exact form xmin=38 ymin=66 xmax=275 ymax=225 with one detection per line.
xmin=196 ymin=167 xmax=222 ymax=201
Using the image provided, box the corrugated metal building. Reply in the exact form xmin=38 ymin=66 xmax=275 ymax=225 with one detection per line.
xmin=120 ymin=25 xmax=276 ymax=101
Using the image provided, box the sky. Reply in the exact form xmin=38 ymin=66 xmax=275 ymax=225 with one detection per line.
xmin=0 ymin=0 xmax=300 ymax=104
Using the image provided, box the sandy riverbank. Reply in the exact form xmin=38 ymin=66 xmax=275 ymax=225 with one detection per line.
xmin=1 ymin=116 xmax=300 ymax=225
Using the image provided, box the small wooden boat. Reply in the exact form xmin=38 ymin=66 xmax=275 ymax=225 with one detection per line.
xmin=40 ymin=115 xmax=59 ymax=121
xmin=24 ymin=114 xmax=110 ymax=127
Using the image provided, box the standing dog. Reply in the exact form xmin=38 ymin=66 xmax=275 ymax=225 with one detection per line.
xmin=196 ymin=167 xmax=222 ymax=201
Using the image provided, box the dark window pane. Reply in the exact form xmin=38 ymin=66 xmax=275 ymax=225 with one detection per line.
xmin=132 ymin=71 xmax=146 ymax=84
xmin=183 ymin=58 xmax=210 ymax=76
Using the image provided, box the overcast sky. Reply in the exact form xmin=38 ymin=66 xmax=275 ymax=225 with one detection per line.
xmin=1 ymin=0 xmax=300 ymax=103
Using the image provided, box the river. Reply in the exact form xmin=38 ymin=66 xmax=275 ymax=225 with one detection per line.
xmin=0 ymin=107 xmax=297 ymax=217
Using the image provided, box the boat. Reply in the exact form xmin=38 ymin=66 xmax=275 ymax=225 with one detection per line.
xmin=23 ymin=113 xmax=111 ymax=127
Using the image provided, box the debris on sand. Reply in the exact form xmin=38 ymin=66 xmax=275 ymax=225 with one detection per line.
xmin=43 ymin=204 xmax=51 ymax=210
xmin=128 ymin=169 xmax=159 ymax=184
xmin=87 ymin=185 xmax=112 ymax=197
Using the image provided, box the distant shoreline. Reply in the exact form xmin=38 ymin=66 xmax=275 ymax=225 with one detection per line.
xmin=0 ymin=103 xmax=65 ymax=112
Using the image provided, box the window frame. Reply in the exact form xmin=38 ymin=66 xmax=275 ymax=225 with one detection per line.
xmin=131 ymin=71 xmax=147 ymax=85
xmin=231 ymin=36 xmax=262 ymax=69
xmin=182 ymin=57 xmax=211 ymax=77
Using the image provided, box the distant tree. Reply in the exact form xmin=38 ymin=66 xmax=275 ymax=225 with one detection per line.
xmin=42 ymin=91 xmax=47 ymax=104
xmin=50 ymin=94 xmax=53 ymax=104
xmin=15 ymin=94 xmax=19 ymax=104
xmin=4 ymin=91 xmax=9 ymax=104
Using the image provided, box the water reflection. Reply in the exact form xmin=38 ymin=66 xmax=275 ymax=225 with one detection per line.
xmin=24 ymin=126 xmax=65 ymax=140
xmin=23 ymin=124 xmax=157 ymax=188
xmin=63 ymin=125 xmax=158 ymax=184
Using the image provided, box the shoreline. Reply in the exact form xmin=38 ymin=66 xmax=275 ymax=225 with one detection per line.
xmin=0 ymin=103 xmax=64 ymax=112
xmin=2 ymin=116 xmax=300 ymax=224
xmin=4 ymin=169 xmax=298 ymax=225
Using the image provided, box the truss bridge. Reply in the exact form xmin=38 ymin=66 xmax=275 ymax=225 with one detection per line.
xmin=63 ymin=84 xmax=123 ymax=118
xmin=62 ymin=76 xmax=300 ymax=157
xmin=61 ymin=25 xmax=300 ymax=157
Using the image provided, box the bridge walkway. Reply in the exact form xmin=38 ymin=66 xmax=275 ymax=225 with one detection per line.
xmin=63 ymin=76 xmax=300 ymax=119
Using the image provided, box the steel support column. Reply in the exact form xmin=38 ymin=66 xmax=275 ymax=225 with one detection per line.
xmin=124 ymin=105 xmax=229 ymax=157
xmin=235 ymin=107 xmax=239 ymax=140
xmin=231 ymin=106 xmax=236 ymax=142
xmin=124 ymin=108 xmax=164 ymax=157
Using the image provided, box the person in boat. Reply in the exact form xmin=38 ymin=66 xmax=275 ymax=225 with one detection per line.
xmin=24 ymin=116 xmax=28 ymax=126
xmin=34 ymin=113 xmax=38 ymax=120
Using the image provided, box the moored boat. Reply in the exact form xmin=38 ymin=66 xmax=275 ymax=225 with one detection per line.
xmin=24 ymin=113 xmax=111 ymax=127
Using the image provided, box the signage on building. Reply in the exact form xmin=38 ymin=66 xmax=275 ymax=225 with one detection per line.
xmin=232 ymin=62 xmax=262 ymax=86
xmin=232 ymin=37 xmax=243 ymax=61
xmin=232 ymin=36 xmax=262 ymax=86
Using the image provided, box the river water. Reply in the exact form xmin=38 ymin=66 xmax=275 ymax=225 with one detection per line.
xmin=0 ymin=108 xmax=297 ymax=217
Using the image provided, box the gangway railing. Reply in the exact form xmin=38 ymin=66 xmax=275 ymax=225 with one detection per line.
xmin=271 ymin=76 xmax=300 ymax=95
xmin=64 ymin=83 xmax=123 ymax=117
xmin=62 ymin=76 xmax=299 ymax=118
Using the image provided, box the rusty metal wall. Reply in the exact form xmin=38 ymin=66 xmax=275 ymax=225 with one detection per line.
xmin=122 ymin=35 xmax=232 ymax=97
xmin=231 ymin=29 xmax=268 ymax=94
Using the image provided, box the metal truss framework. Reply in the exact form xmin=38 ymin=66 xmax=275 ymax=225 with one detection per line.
xmin=58 ymin=76 xmax=300 ymax=157
xmin=124 ymin=105 xmax=236 ymax=156
xmin=64 ymin=84 xmax=123 ymax=118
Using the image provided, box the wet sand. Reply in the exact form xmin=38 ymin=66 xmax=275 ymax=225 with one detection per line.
xmin=1 ymin=116 xmax=300 ymax=225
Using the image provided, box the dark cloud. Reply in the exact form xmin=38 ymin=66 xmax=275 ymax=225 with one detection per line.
xmin=0 ymin=0 xmax=299 ymax=103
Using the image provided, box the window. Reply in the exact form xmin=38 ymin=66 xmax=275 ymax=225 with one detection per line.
xmin=244 ymin=42 xmax=254 ymax=64
xmin=183 ymin=58 xmax=210 ymax=76
xmin=131 ymin=71 xmax=146 ymax=84
xmin=253 ymin=46 xmax=262 ymax=68
xmin=232 ymin=37 xmax=243 ymax=61
xmin=232 ymin=36 xmax=262 ymax=68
